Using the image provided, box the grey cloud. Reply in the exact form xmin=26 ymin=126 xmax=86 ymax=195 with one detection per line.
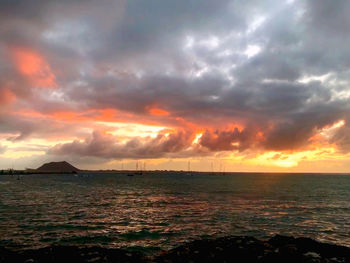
xmin=331 ymin=126 xmax=350 ymax=153
xmin=1 ymin=0 xmax=350 ymax=159
xmin=330 ymin=115 xmax=350 ymax=153
xmin=199 ymin=126 xmax=259 ymax=152
xmin=305 ymin=0 xmax=350 ymax=37
xmin=0 ymin=112 xmax=92 ymax=141
xmin=49 ymin=129 xmax=195 ymax=159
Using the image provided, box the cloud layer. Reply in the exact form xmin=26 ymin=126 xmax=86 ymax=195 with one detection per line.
xmin=1 ymin=0 xmax=350 ymax=169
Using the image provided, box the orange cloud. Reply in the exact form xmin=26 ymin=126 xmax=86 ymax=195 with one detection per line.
xmin=51 ymin=109 xmax=120 ymax=123
xmin=11 ymin=47 xmax=57 ymax=88
xmin=147 ymin=106 xmax=170 ymax=116
xmin=16 ymin=108 xmax=125 ymax=124
xmin=0 ymin=88 xmax=16 ymax=105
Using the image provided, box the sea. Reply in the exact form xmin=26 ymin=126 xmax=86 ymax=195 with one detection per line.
xmin=0 ymin=172 xmax=349 ymax=253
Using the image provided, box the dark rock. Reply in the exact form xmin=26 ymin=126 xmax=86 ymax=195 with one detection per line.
xmin=0 ymin=246 xmax=147 ymax=263
xmin=1 ymin=236 xmax=349 ymax=263
xmin=155 ymin=235 xmax=350 ymax=263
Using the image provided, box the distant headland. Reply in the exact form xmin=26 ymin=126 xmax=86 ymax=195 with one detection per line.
xmin=0 ymin=161 xmax=194 ymax=175
xmin=35 ymin=161 xmax=80 ymax=173
xmin=0 ymin=161 xmax=80 ymax=175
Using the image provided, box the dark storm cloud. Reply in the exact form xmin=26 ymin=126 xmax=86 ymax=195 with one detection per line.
xmin=1 ymin=0 xmax=350 ymax=159
xmin=66 ymin=73 xmax=229 ymax=117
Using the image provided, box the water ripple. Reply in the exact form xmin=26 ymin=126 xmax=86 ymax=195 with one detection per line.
xmin=0 ymin=172 xmax=350 ymax=251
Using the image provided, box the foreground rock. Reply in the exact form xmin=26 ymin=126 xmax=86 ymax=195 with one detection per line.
xmin=155 ymin=235 xmax=350 ymax=263
xmin=1 ymin=235 xmax=350 ymax=263
xmin=0 ymin=246 xmax=146 ymax=263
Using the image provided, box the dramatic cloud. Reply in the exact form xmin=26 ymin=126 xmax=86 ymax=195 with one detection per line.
xmin=10 ymin=47 xmax=57 ymax=88
xmin=49 ymin=129 xmax=195 ymax=159
xmin=1 ymin=0 xmax=350 ymax=170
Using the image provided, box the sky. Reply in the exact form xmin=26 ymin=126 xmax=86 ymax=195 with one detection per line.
xmin=0 ymin=0 xmax=350 ymax=172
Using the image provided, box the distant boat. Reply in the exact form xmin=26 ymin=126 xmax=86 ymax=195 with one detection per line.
xmin=127 ymin=171 xmax=143 ymax=176
xmin=186 ymin=161 xmax=193 ymax=176
xmin=126 ymin=161 xmax=143 ymax=176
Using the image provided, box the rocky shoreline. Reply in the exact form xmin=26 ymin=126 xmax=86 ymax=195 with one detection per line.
xmin=1 ymin=235 xmax=349 ymax=263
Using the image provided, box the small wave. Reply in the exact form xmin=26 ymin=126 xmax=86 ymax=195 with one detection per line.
xmin=19 ymin=224 xmax=103 ymax=231
xmin=57 ymin=235 xmax=114 ymax=245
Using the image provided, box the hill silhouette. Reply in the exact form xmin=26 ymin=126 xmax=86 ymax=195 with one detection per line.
xmin=36 ymin=161 xmax=80 ymax=173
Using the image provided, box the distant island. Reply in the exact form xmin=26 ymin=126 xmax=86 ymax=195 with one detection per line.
xmin=0 ymin=161 xmax=80 ymax=175
xmin=1 ymin=161 xmax=200 ymax=175
xmin=1 ymin=161 xmax=192 ymax=175
xmin=35 ymin=161 xmax=80 ymax=173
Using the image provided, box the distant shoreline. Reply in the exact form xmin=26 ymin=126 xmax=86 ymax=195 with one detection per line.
xmin=1 ymin=161 xmax=349 ymax=175
xmin=1 ymin=235 xmax=349 ymax=262
xmin=1 ymin=170 xmax=349 ymax=176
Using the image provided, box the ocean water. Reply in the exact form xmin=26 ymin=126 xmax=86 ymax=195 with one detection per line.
xmin=0 ymin=172 xmax=349 ymax=253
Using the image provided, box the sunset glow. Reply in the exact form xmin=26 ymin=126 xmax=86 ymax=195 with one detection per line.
xmin=11 ymin=47 xmax=57 ymax=88
xmin=147 ymin=107 xmax=170 ymax=116
xmin=1 ymin=0 xmax=350 ymax=172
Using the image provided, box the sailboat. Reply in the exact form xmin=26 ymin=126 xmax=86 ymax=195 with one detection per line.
xmin=135 ymin=161 xmax=143 ymax=175
xmin=127 ymin=163 xmax=135 ymax=176
xmin=186 ymin=161 xmax=193 ymax=176
xmin=127 ymin=161 xmax=143 ymax=176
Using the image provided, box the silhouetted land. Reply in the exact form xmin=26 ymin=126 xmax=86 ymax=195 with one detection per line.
xmin=1 ymin=235 xmax=349 ymax=263
xmin=1 ymin=161 xmax=198 ymax=175
xmin=36 ymin=161 xmax=80 ymax=173
xmin=2 ymin=161 xmax=349 ymax=175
